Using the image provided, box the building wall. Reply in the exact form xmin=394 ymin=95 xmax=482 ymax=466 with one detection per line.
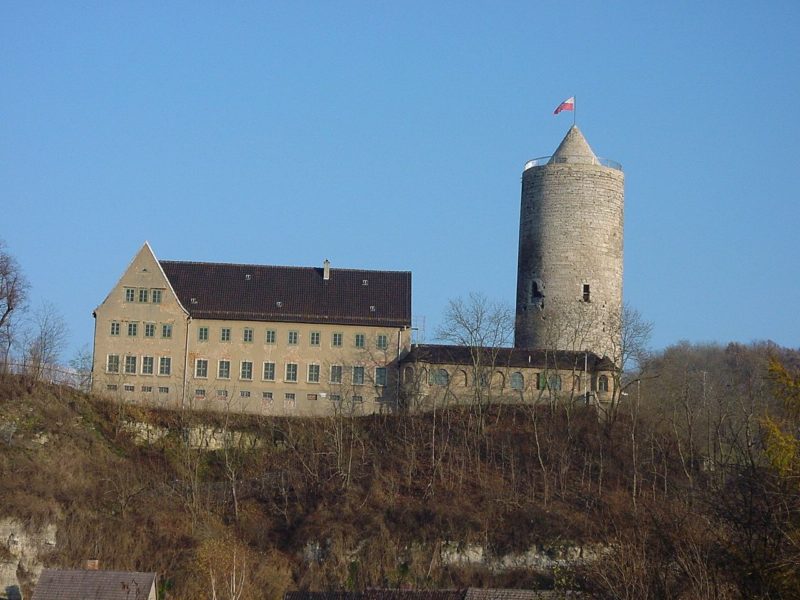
xmin=401 ymin=361 xmax=615 ymax=410
xmin=92 ymin=245 xmax=411 ymax=416
xmin=92 ymin=244 xmax=189 ymax=407
xmin=515 ymin=162 xmax=624 ymax=358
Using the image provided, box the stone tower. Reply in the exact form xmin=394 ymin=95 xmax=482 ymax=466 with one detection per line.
xmin=514 ymin=126 xmax=624 ymax=358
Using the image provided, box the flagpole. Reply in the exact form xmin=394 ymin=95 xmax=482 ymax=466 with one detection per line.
xmin=573 ymin=95 xmax=577 ymax=126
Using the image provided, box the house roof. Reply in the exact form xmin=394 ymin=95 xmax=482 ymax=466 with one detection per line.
xmin=159 ymin=260 xmax=412 ymax=328
xmin=402 ymin=344 xmax=615 ymax=371
xmin=32 ymin=569 xmax=156 ymax=600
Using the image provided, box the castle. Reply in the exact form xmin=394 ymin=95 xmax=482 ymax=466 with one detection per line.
xmin=91 ymin=126 xmax=623 ymax=415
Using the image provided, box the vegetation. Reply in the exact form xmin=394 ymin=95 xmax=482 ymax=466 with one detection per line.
xmin=1 ymin=340 xmax=799 ymax=599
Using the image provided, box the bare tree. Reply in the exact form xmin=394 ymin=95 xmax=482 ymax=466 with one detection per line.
xmin=435 ymin=292 xmax=513 ymax=419
xmin=24 ymin=301 xmax=69 ymax=381
xmin=0 ymin=241 xmax=29 ymax=370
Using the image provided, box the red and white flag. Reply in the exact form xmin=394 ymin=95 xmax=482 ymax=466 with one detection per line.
xmin=553 ymin=96 xmax=575 ymax=115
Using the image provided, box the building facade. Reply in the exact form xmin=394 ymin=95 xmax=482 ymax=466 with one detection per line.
xmin=400 ymin=344 xmax=616 ymax=410
xmin=515 ymin=126 xmax=624 ymax=359
xmin=92 ymin=243 xmax=412 ymax=416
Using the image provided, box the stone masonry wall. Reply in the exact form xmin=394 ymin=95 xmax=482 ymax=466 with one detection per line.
xmin=515 ymin=163 xmax=624 ymax=358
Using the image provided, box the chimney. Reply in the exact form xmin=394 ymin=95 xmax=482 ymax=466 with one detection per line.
xmin=85 ymin=559 xmax=99 ymax=570
xmin=323 ymin=259 xmax=330 ymax=281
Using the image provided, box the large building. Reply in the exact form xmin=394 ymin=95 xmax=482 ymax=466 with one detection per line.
xmin=92 ymin=126 xmax=623 ymax=414
xmin=92 ymin=243 xmax=412 ymax=416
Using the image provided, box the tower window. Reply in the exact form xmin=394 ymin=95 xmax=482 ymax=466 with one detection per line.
xmin=582 ymin=284 xmax=591 ymax=302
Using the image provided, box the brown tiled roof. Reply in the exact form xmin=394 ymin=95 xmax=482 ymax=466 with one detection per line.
xmin=160 ymin=260 xmax=411 ymax=328
xmin=402 ymin=344 xmax=615 ymax=371
xmin=32 ymin=569 xmax=157 ymax=600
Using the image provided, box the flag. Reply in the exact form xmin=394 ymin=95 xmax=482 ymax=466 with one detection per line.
xmin=554 ymin=96 xmax=575 ymax=115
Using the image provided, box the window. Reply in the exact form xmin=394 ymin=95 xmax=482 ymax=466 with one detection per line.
xmin=263 ymin=362 xmax=276 ymax=381
xmin=221 ymin=328 xmax=231 ymax=342
xmin=159 ymin=357 xmax=171 ymax=376
xmin=582 ymin=284 xmax=591 ymax=302
xmin=375 ymin=367 xmax=387 ymax=387
xmin=353 ymin=366 xmax=365 ymax=385
xmin=352 ymin=395 xmax=363 ymax=403
xmin=262 ymin=391 xmax=273 ymax=402
xmin=431 ymin=369 xmax=449 ymax=386
xmin=330 ymin=365 xmax=342 ymax=383
xmin=141 ymin=385 xmax=152 ymax=392
xmin=195 ymin=388 xmax=206 ymax=398
xmin=330 ymin=394 xmax=341 ymax=403
xmin=310 ymin=331 xmax=320 ymax=346
xmin=158 ymin=386 xmax=169 ymax=394
xmin=138 ymin=288 xmax=148 ymax=303
xmin=549 ymin=374 xmax=562 ymax=391
xmin=124 ymin=288 xmax=135 ymax=302
xmin=218 ymin=360 xmax=231 ymax=379
xmin=307 ymin=364 xmax=320 ymax=383
xmin=240 ymin=390 xmax=251 ymax=398
xmin=598 ymin=375 xmax=609 ymax=392
xmin=241 ymin=361 xmax=253 ymax=380
xmin=144 ymin=323 xmax=155 ymax=338
xmin=162 ymin=324 xmax=172 ymax=338
xmin=332 ymin=332 xmax=343 ymax=347
xmin=127 ymin=322 xmax=138 ymax=337
xmin=284 ymin=393 xmax=296 ymax=408
xmin=198 ymin=327 xmax=209 ymax=341
xmin=355 ymin=333 xmax=365 ymax=348
xmin=243 ymin=328 xmax=253 ymax=343
xmin=285 ymin=363 xmax=298 ymax=382
xmin=536 ymin=372 xmax=546 ymax=390
xmin=217 ymin=389 xmax=228 ymax=398
xmin=107 ymin=355 xmax=120 ymax=373
xmin=106 ymin=384 xmax=118 ymax=391
xmin=142 ymin=356 xmax=154 ymax=375
xmin=110 ymin=322 xmax=120 ymax=336
xmin=288 ymin=331 xmax=299 ymax=345
xmin=377 ymin=334 xmax=388 ymax=350
xmin=195 ymin=359 xmax=208 ymax=378
xmin=124 ymin=384 xmax=135 ymax=392
xmin=151 ymin=289 xmax=163 ymax=304
xmin=124 ymin=355 xmax=137 ymax=374
xmin=511 ymin=372 xmax=524 ymax=391
xmin=307 ymin=394 xmax=318 ymax=401
xmin=265 ymin=329 xmax=276 ymax=344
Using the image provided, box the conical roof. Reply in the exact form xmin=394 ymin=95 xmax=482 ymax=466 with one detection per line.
xmin=549 ymin=125 xmax=596 ymax=164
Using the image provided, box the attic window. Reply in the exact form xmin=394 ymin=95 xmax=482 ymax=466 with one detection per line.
xmin=370 ymin=305 xmax=376 ymax=312
xmin=582 ymin=284 xmax=591 ymax=302
xmin=245 ymin=274 xmax=252 ymax=281
xmin=362 ymin=279 xmax=369 ymax=286
xmin=276 ymin=301 xmax=283 ymax=308
xmin=191 ymin=298 xmax=198 ymax=305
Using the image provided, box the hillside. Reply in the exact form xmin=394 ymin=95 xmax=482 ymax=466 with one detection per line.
xmin=1 ymin=342 xmax=799 ymax=599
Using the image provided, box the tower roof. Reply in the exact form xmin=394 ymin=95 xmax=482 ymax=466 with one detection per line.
xmin=549 ymin=125 xmax=597 ymax=163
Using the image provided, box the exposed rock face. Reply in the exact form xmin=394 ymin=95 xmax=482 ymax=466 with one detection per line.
xmin=0 ymin=519 xmax=56 ymax=600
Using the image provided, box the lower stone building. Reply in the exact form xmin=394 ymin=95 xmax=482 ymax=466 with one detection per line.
xmin=400 ymin=344 xmax=616 ymax=410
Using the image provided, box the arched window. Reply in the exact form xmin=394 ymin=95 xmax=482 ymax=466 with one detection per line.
xmin=536 ymin=372 xmax=546 ymax=390
xmin=403 ymin=366 xmax=414 ymax=384
xmin=493 ymin=371 xmax=506 ymax=389
xmin=573 ymin=375 xmax=581 ymax=392
xmin=458 ymin=370 xmax=469 ymax=386
xmin=598 ymin=374 xmax=609 ymax=392
xmin=510 ymin=372 xmax=524 ymax=391
xmin=430 ymin=368 xmax=449 ymax=386
xmin=549 ymin=374 xmax=562 ymax=391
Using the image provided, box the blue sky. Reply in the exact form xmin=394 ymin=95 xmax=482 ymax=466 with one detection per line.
xmin=2 ymin=1 xmax=799 ymax=360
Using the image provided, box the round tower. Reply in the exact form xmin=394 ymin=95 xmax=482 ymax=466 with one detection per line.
xmin=514 ymin=126 xmax=624 ymax=358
